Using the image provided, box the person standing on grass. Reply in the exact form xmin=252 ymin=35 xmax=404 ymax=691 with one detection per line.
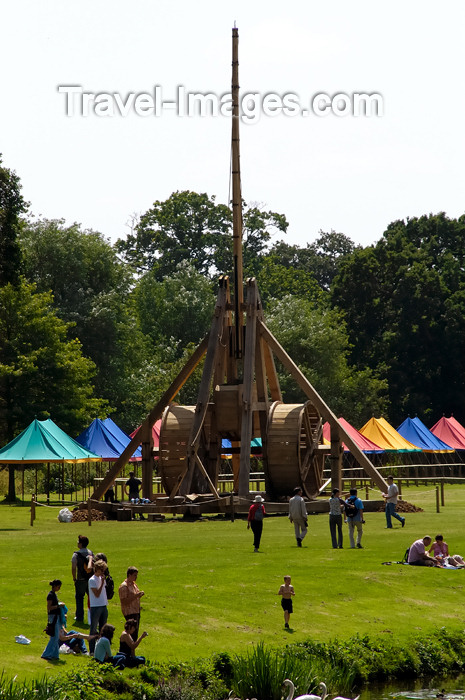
xmin=345 ymin=488 xmax=364 ymax=549
xmin=88 ymin=560 xmax=109 ymax=654
xmin=329 ymin=487 xmax=345 ymax=549
xmin=277 ymin=575 xmax=295 ymax=629
xmin=248 ymin=495 xmax=266 ymax=552
xmin=125 ymin=471 xmax=145 ymax=520
xmin=41 ymin=579 xmax=65 ymax=660
xmin=382 ymin=475 xmax=405 ymax=529
xmin=288 ymin=486 xmax=308 ymax=548
xmin=71 ymin=535 xmax=93 ymax=622
xmin=119 ymin=566 xmax=145 ymax=641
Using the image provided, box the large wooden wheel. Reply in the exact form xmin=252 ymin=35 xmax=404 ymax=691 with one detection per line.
xmin=266 ymin=401 xmax=324 ymax=499
xmin=158 ymin=405 xmax=216 ymax=496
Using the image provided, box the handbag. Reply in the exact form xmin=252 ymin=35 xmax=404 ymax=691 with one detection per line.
xmin=44 ymin=614 xmax=57 ymax=636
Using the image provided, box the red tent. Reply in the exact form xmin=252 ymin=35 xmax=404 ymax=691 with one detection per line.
xmin=129 ymin=419 xmax=161 ymax=459
xmin=323 ymin=417 xmax=384 ymax=453
xmin=430 ymin=416 xmax=465 ymax=450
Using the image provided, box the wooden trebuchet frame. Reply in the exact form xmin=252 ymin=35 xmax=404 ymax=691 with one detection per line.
xmin=257 ymin=318 xmax=389 ymax=493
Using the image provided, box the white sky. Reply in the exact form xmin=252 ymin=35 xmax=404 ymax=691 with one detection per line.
xmin=1 ymin=1 xmax=464 ymax=250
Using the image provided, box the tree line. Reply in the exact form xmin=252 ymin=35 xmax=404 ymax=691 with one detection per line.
xmin=1 ymin=154 xmax=464 ymax=493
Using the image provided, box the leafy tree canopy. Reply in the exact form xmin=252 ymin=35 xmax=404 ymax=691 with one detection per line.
xmin=266 ymin=295 xmax=388 ymax=425
xmin=133 ymin=261 xmax=216 ymax=356
xmin=116 ymin=190 xmax=288 ymax=280
xmin=331 ymin=212 xmax=465 ymax=423
xmin=0 ymin=155 xmax=28 ymax=286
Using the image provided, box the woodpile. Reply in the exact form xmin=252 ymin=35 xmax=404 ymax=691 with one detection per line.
xmin=71 ymin=508 xmax=106 ymax=522
xmin=377 ymin=501 xmax=423 ymax=513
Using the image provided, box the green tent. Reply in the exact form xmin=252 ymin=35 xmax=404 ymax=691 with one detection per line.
xmin=0 ymin=418 xmax=100 ymax=463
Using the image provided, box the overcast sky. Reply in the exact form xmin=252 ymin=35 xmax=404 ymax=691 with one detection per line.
xmin=1 ymin=1 xmax=464 ymax=250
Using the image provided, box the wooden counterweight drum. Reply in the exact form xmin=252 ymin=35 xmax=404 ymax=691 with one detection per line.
xmin=266 ymin=401 xmax=325 ymax=499
xmin=158 ymin=405 xmax=216 ymax=496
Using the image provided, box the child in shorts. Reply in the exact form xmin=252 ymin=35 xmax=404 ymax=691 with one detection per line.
xmin=277 ymin=575 xmax=295 ymax=629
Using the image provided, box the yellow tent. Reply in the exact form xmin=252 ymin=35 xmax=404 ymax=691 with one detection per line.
xmin=359 ymin=417 xmax=421 ymax=452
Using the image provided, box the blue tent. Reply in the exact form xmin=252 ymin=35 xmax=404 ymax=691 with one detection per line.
xmin=76 ymin=418 xmax=142 ymax=460
xmin=221 ymin=437 xmax=262 ymax=456
xmin=397 ymin=416 xmax=454 ymax=453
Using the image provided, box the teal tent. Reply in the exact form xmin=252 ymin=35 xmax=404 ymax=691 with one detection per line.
xmin=0 ymin=418 xmax=100 ymax=463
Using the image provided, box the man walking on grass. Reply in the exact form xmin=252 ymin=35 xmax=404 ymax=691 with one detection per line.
xmin=382 ymin=475 xmax=405 ymax=529
xmin=289 ymin=487 xmax=308 ymax=547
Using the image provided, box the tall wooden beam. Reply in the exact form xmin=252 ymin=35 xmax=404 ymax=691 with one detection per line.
xmin=238 ymin=281 xmax=258 ymax=497
xmin=181 ymin=285 xmax=228 ymax=495
xmin=258 ymin=320 xmax=388 ymax=492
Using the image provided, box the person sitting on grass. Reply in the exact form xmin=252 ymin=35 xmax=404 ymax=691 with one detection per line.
xmin=429 ymin=535 xmax=465 ymax=568
xmin=58 ymin=605 xmax=97 ymax=655
xmin=113 ymin=619 xmax=148 ymax=668
xmin=93 ymin=623 xmax=123 ymax=667
xmin=407 ymin=536 xmax=436 ymax=566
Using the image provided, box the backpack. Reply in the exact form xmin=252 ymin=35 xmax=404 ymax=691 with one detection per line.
xmin=344 ymin=499 xmax=359 ymax=519
xmin=105 ymin=572 xmax=115 ymax=600
xmin=254 ymin=505 xmax=264 ymax=521
xmin=403 ymin=547 xmax=410 ymax=563
xmin=75 ymin=552 xmax=92 ymax=581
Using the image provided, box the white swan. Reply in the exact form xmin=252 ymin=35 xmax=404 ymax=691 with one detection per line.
xmin=332 ymin=695 xmax=360 ymax=700
xmin=283 ymin=679 xmax=328 ymax=700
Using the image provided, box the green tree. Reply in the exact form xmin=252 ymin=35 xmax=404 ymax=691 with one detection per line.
xmin=116 ymin=190 xmax=288 ymax=280
xmin=266 ymin=295 xmax=388 ymax=424
xmin=332 ymin=212 xmax=465 ymax=424
xmin=133 ymin=261 xmax=216 ymax=356
xmin=0 ymin=155 xmax=28 ymax=286
xmin=0 ymin=280 xmax=109 ymax=500
xmin=19 ymin=219 xmax=149 ymax=427
xmin=266 ymin=230 xmax=358 ymax=292
xmin=256 ymin=255 xmax=325 ymax=308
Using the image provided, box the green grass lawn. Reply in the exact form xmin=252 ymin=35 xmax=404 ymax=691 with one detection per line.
xmin=1 ymin=483 xmax=464 ymax=681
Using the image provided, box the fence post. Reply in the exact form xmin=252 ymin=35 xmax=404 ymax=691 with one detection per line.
xmin=30 ymin=494 xmax=35 ymax=527
xmin=440 ymin=481 xmax=445 ymax=507
xmin=365 ymin=485 xmax=369 ymax=500
xmin=87 ymin=498 xmax=92 ymax=527
xmin=436 ymin=486 xmax=440 ymax=513
xmin=230 ymin=494 xmax=235 ymax=522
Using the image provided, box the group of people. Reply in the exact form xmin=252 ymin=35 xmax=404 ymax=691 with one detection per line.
xmin=247 ymin=476 xmax=408 ymax=553
xmin=41 ymin=534 xmax=148 ymax=667
xmin=407 ymin=534 xmax=465 ymax=568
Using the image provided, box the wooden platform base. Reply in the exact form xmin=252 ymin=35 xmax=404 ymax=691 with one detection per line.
xmin=77 ymin=497 xmax=385 ymax=519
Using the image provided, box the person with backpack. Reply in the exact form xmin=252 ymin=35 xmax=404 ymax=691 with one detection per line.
xmin=71 ymin=535 xmax=93 ymax=622
xmin=247 ymin=495 xmax=266 ymax=552
xmin=345 ymin=488 xmax=364 ymax=549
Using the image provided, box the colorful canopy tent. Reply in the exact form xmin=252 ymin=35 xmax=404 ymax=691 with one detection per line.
xmin=75 ymin=418 xmax=142 ymax=461
xmin=359 ymin=417 xmax=421 ymax=452
xmin=130 ymin=420 xmax=161 ymax=451
xmin=430 ymin=416 xmax=465 ymax=450
xmin=397 ymin=417 xmax=454 ymax=453
xmin=323 ymin=417 xmax=384 ymax=454
xmin=0 ymin=418 xmax=100 ymax=463
xmin=221 ymin=437 xmax=263 ymax=458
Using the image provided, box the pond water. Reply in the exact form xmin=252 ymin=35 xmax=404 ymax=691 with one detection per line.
xmin=358 ymin=675 xmax=465 ymax=700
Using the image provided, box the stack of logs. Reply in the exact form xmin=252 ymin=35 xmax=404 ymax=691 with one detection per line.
xmin=377 ymin=500 xmax=423 ymax=513
xmin=71 ymin=508 xmax=106 ymax=522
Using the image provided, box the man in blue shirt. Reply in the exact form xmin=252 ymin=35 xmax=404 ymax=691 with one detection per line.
xmin=345 ymin=488 xmax=364 ymax=549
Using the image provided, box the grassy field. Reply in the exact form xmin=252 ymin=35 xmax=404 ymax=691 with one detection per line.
xmin=1 ymin=483 xmax=465 ymax=682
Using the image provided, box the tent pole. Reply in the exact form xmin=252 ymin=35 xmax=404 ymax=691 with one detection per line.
xmin=46 ymin=462 xmax=50 ymax=505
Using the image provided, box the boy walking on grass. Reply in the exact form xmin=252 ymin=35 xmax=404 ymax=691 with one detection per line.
xmin=278 ymin=575 xmax=295 ymax=629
